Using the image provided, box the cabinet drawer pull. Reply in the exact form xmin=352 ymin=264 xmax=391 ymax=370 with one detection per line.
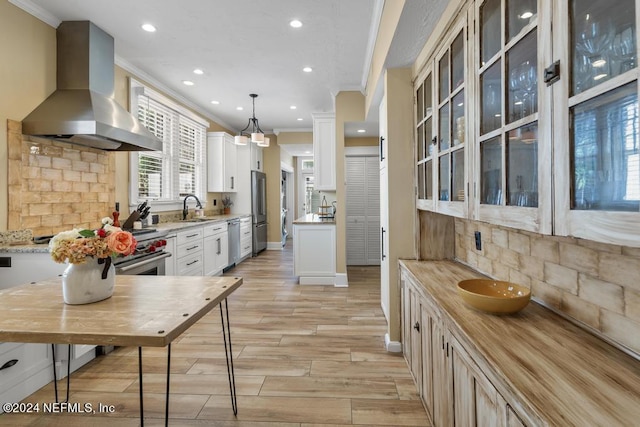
xmin=0 ymin=359 xmax=18 ymax=371
xmin=186 ymin=233 xmax=199 ymax=238
xmin=186 ymin=259 xmax=199 ymax=266
xmin=186 ymin=245 xmax=199 ymax=251
xmin=413 ymin=321 xmax=420 ymax=332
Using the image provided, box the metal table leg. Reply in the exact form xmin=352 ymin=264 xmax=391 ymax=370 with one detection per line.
xmin=138 ymin=344 xmax=172 ymax=427
xmin=51 ymin=344 xmax=71 ymax=403
xmin=219 ymin=297 xmax=238 ymax=415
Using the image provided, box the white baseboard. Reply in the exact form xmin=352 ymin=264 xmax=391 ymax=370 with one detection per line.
xmin=385 ymin=334 xmax=402 ymax=353
xmin=334 ymin=273 xmax=348 ymax=287
xmin=299 ymin=276 xmax=335 ymax=285
xmin=267 ymin=242 xmax=283 ymax=250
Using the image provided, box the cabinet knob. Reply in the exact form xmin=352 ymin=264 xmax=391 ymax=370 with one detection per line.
xmin=413 ymin=321 xmax=420 ymax=332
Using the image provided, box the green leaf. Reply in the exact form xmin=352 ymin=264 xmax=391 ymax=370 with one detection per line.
xmin=78 ymin=229 xmax=96 ymax=237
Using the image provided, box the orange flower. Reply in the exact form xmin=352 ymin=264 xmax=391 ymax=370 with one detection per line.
xmin=106 ymin=230 xmax=137 ymax=256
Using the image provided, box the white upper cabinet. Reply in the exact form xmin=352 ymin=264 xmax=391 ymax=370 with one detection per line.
xmin=207 ymin=132 xmax=237 ymax=193
xmin=552 ymin=0 xmax=640 ymax=246
xmin=251 ymin=143 xmax=263 ymax=172
xmin=312 ymin=113 xmax=336 ymax=191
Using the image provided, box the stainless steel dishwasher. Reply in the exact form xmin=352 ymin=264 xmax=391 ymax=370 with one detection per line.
xmin=226 ymin=218 xmax=241 ymax=270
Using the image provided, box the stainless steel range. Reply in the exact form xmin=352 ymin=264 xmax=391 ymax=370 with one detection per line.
xmin=114 ymin=229 xmax=171 ymax=275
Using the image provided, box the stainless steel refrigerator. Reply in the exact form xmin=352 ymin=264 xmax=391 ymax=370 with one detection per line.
xmin=251 ymin=170 xmax=267 ymax=255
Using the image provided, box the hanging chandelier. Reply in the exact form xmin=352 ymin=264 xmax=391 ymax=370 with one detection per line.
xmin=234 ymin=93 xmax=270 ymax=147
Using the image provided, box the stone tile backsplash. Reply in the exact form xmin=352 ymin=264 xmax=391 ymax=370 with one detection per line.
xmin=454 ymin=217 xmax=640 ymax=355
xmin=7 ymin=120 xmax=115 ymax=236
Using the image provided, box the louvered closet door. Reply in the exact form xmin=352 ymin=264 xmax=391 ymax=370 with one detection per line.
xmin=366 ymin=157 xmax=381 ymax=264
xmin=346 ymin=156 xmax=380 ymax=266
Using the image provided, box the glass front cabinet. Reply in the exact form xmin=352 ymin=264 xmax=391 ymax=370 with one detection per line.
xmin=415 ymin=0 xmax=639 ymax=245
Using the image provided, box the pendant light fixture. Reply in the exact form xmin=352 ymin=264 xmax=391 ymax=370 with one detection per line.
xmin=234 ymin=93 xmax=269 ymax=147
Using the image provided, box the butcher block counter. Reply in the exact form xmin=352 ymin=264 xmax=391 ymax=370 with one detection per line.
xmin=400 ymin=259 xmax=640 ymax=427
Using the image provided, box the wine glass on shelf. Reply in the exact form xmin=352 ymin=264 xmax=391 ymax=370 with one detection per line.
xmin=576 ymin=14 xmax=615 ymax=83
xmin=509 ymin=68 xmax=523 ymax=120
xmin=612 ymin=25 xmax=636 ymax=73
xmin=517 ymin=61 xmax=536 ymax=117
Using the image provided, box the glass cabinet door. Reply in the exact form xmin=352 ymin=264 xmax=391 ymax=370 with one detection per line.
xmin=475 ymin=0 xmax=551 ymax=233
xmin=434 ymin=22 xmax=468 ymax=218
xmin=554 ymin=0 xmax=640 ymax=245
xmin=416 ymin=72 xmax=434 ymax=210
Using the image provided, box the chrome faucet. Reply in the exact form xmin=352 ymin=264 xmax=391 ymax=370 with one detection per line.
xmin=183 ymin=194 xmax=203 ymax=220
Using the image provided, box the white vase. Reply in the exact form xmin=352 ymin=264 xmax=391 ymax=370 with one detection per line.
xmin=62 ymin=258 xmax=115 ymax=305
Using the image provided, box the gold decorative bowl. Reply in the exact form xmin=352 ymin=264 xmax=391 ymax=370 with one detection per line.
xmin=457 ymin=279 xmax=531 ymax=314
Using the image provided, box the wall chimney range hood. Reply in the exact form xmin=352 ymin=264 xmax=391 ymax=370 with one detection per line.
xmin=22 ymin=21 xmax=162 ymax=152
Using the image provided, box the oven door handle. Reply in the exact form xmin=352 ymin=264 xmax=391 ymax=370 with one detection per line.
xmin=116 ymin=252 xmax=172 ymax=273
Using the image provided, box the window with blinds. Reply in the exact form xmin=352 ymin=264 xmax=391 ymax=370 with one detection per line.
xmin=130 ymin=79 xmax=207 ymax=206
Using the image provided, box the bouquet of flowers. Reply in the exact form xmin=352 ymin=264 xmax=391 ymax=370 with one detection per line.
xmin=49 ymin=217 xmax=137 ymax=265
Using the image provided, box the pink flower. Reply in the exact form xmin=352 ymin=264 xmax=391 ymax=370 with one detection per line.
xmin=106 ymin=230 xmax=137 ymax=256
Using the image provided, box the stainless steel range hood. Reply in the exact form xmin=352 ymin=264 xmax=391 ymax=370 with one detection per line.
xmin=22 ymin=21 xmax=162 ymax=151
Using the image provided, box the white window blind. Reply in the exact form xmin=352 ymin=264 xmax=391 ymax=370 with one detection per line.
xmin=130 ymin=79 xmax=208 ymax=208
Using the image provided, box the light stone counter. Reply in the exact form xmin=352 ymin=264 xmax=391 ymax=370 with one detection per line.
xmin=0 ymin=214 xmax=252 ymax=253
xmin=293 ymin=213 xmax=336 ymax=225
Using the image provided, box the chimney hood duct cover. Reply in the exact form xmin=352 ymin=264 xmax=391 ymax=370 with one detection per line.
xmin=22 ymin=21 xmax=162 ymax=152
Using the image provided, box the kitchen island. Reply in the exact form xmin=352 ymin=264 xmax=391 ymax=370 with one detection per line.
xmin=0 ymin=274 xmax=242 ymax=424
xmin=293 ymin=214 xmax=337 ymax=285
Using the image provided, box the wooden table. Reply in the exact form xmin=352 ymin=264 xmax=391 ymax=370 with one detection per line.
xmin=0 ymin=275 xmax=243 ymax=425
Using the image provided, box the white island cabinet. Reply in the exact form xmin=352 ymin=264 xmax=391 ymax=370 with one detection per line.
xmin=293 ymin=214 xmax=336 ymax=285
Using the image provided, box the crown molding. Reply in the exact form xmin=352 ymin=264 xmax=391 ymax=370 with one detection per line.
xmin=9 ymin=0 xmax=60 ymax=27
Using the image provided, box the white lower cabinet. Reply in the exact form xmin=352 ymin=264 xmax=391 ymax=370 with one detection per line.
xmin=293 ymin=223 xmax=336 ymax=285
xmin=401 ymin=267 xmax=530 ymax=427
xmin=176 ymin=227 xmax=204 ymax=276
xmin=203 ymin=222 xmax=228 ymax=276
xmin=240 ymin=217 xmax=252 ymax=260
xmin=0 ymin=252 xmax=66 ymax=290
xmin=0 ymin=343 xmax=52 ymax=412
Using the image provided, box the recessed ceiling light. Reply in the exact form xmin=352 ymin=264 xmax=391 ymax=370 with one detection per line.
xmin=520 ymin=11 xmax=533 ymax=19
xmin=592 ymin=59 xmax=607 ymax=68
xmin=236 ymin=106 xmax=243 ymax=111
xmin=290 ymin=19 xmax=302 ymax=28
xmin=594 ymin=73 xmax=608 ymax=80
xmin=290 ymin=105 xmax=297 ymax=110
xmin=303 ymin=67 xmax=313 ymax=73
xmin=211 ymin=100 xmax=220 ymax=105
xmin=193 ymin=68 xmax=204 ymax=75
xmin=141 ymin=23 xmax=156 ymax=32
xmin=297 ymin=118 xmax=303 ymax=121
xmin=182 ymin=80 xmax=194 ymax=86
xmin=357 ymin=129 xmax=366 ymax=133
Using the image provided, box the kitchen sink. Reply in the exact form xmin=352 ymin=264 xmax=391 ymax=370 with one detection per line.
xmin=181 ymin=217 xmax=213 ymax=222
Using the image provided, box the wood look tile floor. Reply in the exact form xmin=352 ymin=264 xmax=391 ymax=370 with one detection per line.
xmin=1 ymin=242 xmax=430 ymax=426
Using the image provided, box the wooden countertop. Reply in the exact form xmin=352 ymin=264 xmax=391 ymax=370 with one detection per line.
xmin=0 ymin=275 xmax=242 ymax=347
xmin=293 ymin=214 xmax=336 ymax=225
xmin=400 ymin=260 xmax=640 ymax=426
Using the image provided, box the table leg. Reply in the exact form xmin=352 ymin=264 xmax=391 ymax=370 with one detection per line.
xmin=138 ymin=344 xmax=172 ymax=427
xmin=51 ymin=344 xmax=71 ymax=403
xmin=219 ymin=298 xmax=238 ymax=415
xmin=165 ymin=343 xmax=171 ymax=425
xmin=138 ymin=347 xmax=144 ymax=426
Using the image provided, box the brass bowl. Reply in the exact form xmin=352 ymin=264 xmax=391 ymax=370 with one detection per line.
xmin=457 ymin=279 xmax=531 ymax=314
